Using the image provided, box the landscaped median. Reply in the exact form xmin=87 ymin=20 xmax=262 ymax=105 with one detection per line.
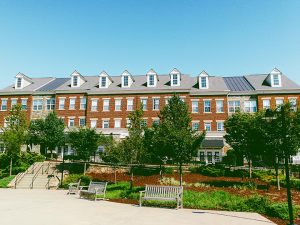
xmin=63 ymin=174 xmax=299 ymax=223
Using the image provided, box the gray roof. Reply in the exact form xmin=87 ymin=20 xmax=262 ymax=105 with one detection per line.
xmin=223 ymin=76 xmax=255 ymax=92
xmin=36 ymin=78 xmax=69 ymax=91
xmin=244 ymin=74 xmax=300 ymax=91
xmin=55 ymin=74 xmax=192 ymax=94
xmin=0 ymin=77 xmax=55 ymax=94
xmin=201 ymin=139 xmax=224 ymax=148
xmin=0 ymin=71 xmax=299 ymax=95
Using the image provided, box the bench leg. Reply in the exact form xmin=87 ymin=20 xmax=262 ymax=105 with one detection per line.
xmin=139 ymin=198 xmax=142 ymax=207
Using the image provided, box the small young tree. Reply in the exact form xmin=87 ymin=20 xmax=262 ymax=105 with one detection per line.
xmin=69 ymin=127 xmax=100 ymax=162
xmin=157 ymin=95 xmax=205 ymax=185
xmin=43 ymin=112 xmax=65 ymax=157
xmin=118 ymin=106 xmax=147 ymax=189
xmin=1 ymin=105 xmax=29 ymax=175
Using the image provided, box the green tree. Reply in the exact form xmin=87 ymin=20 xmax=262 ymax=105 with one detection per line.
xmin=27 ymin=119 xmax=45 ymax=153
xmin=118 ymin=106 xmax=147 ymax=189
xmin=157 ymin=95 xmax=205 ymax=185
xmin=69 ymin=127 xmax=100 ymax=161
xmin=265 ymin=103 xmax=300 ymax=224
xmin=224 ymin=112 xmax=266 ymax=178
xmin=1 ymin=105 xmax=29 ymax=176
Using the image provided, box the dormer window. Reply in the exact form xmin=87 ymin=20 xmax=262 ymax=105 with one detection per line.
xmin=15 ymin=73 xmax=32 ymax=89
xmin=149 ymin=75 xmax=155 ymax=86
xmin=73 ymin=76 xmax=78 ymax=87
xmin=201 ymin=77 xmax=207 ymax=88
xmin=199 ymin=71 xmax=209 ymax=89
xmin=170 ymin=68 xmax=181 ymax=87
xmin=146 ymin=69 xmax=158 ymax=87
xmin=273 ymin=74 xmax=280 ymax=86
xmin=101 ymin=77 xmax=107 ymax=88
xmin=70 ymin=70 xmax=86 ymax=88
xmin=173 ymin=74 xmax=178 ymax=85
xmin=123 ymin=76 xmax=129 ymax=87
xmin=17 ymin=78 xmax=22 ymax=88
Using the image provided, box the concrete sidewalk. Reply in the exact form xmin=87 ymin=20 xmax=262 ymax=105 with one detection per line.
xmin=0 ymin=189 xmax=275 ymax=225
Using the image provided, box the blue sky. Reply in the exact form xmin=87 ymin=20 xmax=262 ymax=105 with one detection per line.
xmin=0 ymin=0 xmax=299 ymax=88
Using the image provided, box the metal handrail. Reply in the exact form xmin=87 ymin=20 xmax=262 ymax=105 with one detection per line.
xmin=30 ymin=163 xmax=44 ymax=189
xmin=14 ymin=162 xmax=37 ymax=189
xmin=45 ymin=164 xmax=57 ymax=189
xmin=45 ymin=161 xmax=51 ymax=174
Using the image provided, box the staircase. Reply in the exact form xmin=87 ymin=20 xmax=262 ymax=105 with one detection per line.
xmin=11 ymin=161 xmax=60 ymax=189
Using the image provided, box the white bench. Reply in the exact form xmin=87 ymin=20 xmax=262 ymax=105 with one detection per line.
xmin=79 ymin=181 xmax=107 ymax=201
xmin=139 ymin=185 xmax=183 ymax=209
xmin=68 ymin=179 xmax=81 ymax=195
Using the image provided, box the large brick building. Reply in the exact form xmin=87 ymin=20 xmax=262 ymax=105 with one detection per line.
xmin=0 ymin=68 xmax=299 ymax=163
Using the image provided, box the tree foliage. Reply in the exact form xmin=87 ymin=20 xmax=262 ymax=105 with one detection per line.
xmin=69 ymin=127 xmax=100 ymax=161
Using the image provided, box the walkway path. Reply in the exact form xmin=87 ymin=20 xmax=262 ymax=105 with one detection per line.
xmin=0 ymin=189 xmax=275 ymax=225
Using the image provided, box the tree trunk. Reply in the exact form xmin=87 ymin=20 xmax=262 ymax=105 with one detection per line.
xmin=275 ymin=157 xmax=280 ymax=191
xmin=114 ymin=166 xmax=117 ymax=184
xmin=284 ymin=155 xmax=294 ymax=225
xmin=248 ymin=159 xmax=252 ymax=179
xmin=9 ymin=158 xmax=12 ymax=176
xmin=179 ymin=163 xmax=183 ymax=186
xmin=83 ymin=162 xmax=87 ymax=175
xmin=130 ymin=166 xmax=134 ymax=190
xmin=159 ymin=164 xmax=163 ymax=181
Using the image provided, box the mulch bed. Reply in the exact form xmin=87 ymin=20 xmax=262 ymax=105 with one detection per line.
xmin=87 ymin=171 xmax=300 ymax=225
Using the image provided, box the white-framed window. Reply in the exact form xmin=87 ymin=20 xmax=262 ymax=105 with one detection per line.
xmin=289 ymin=98 xmax=297 ymax=111
xmin=103 ymin=99 xmax=110 ymax=111
xmin=204 ymin=100 xmax=211 ymax=113
xmin=11 ymin=99 xmax=17 ymax=108
xmin=149 ymin=75 xmax=155 ymax=86
xmin=46 ymin=98 xmax=55 ymax=110
xmin=192 ymin=101 xmax=199 ymax=113
xmin=127 ymin=99 xmax=133 ymax=111
xmin=204 ymin=122 xmax=211 ymax=131
xmin=273 ymin=74 xmax=280 ymax=86
xmin=68 ymin=118 xmax=75 ymax=127
xmin=123 ymin=76 xmax=129 ymax=87
xmin=216 ymin=100 xmax=224 ymax=113
xmin=200 ymin=77 xmax=207 ymax=88
xmin=80 ymin=97 xmax=86 ymax=110
xmin=73 ymin=76 xmax=78 ymax=87
xmin=214 ymin=152 xmax=220 ymax=162
xmin=263 ymin=99 xmax=271 ymax=110
xmin=59 ymin=98 xmax=65 ymax=110
xmin=152 ymin=118 xmax=160 ymax=126
xmin=114 ymin=119 xmax=121 ymax=128
xmin=275 ymin=99 xmax=284 ymax=108
xmin=217 ymin=122 xmax=224 ymax=131
xmin=115 ymin=99 xmax=121 ymax=111
xmin=69 ymin=98 xmax=76 ymax=110
xmin=102 ymin=120 xmax=109 ymax=129
xmin=79 ymin=118 xmax=86 ymax=127
xmin=33 ymin=99 xmax=43 ymax=111
xmin=141 ymin=119 xmax=147 ymax=127
xmin=126 ymin=118 xmax=131 ymax=128
xmin=165 ymin=98 xmax=170 ymax=105
xmin=244 ymin=100 xmax=257 ymax=113
xmin=228 ymin=100 xmax=240 ymax=113
xmin=141 ymin=98 xmax=147 ymax=111
xmin=153 ymin=98 xmax=160 ymax=110
xmin=16 ymin=77 xmax=22 ymax=88
xmin=192 ymin=122 xmax=199 ymax=131
xmin=1 ymin=99 xmax=7 ymax=111
xmin=172 ymin=74 xmax=178 ymax=85
xmin=199 ymin=151 xmax=205 ymax=162
xmin=21 ymin=99 xmax=27 ymax=110
xmin=90 ymin=119 xmax=97 ymax=128
xmin=100 ymin=77 xmax=107 ymax=88
xmin=91 ymin=99 xmax=98 ymax=111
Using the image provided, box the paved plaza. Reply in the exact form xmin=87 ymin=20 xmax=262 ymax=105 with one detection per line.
xmin=0 ymin=189 xmax=274 ymax=225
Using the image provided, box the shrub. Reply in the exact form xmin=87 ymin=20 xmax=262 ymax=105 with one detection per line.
xmin=190 ymin=166 xmax=225 ymax=177
xmin=266 ymin=203 xmax=299 ymax=220
xmin=0 ymin=175 xmax=15 ymax=188
xmin=244 ymin=195 xmax=269 ymax=214
xmin=62 ymin=174 xmax=91 ymax=189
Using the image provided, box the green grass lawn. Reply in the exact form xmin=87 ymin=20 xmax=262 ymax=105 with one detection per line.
xmin=0 ymin=176 xmax=15 ymax=188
